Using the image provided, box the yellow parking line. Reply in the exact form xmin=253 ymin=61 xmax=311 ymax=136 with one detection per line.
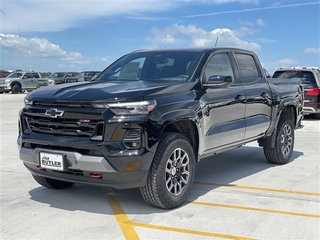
xmin=104 ymin=189 xmax=257 ymax=239
xmin=131 ymin=221 xmax=257 ymax=240
xmin=103 ymin=187 xmax=140 ymax=240
xmin=187 ymin=201 xmax=320 ymax=219
xmin=194 ymin=181 xmax=320 ymax=196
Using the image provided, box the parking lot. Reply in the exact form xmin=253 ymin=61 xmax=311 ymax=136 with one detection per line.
xmin=1 ymin=93 xmax=319 ymax=240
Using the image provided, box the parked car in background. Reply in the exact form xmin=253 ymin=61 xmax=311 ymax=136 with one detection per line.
xmin=65 ymin=71 xmax=101 ymax=83
xmin=47 ymin=72 xmax=79 ymax=85
xmin=273 ymin=67 xmax=320 ymax=119
xmin=0 ymin=70 xmax=13 ymax=78
xmin=0 ymin=71 xmax=49 ymax=94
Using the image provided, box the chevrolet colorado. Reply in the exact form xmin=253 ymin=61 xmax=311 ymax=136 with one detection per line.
xmin=18 ymin=48 xmax=304 ymax=209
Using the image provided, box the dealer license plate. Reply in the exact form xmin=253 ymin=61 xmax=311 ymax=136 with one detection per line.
xmin=40 ymin=152 xmax=65 ymax=171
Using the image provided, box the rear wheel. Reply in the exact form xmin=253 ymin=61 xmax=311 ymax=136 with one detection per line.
xmin=32 ymin=175 xmax=74 ymax=189
xmin=11 ymin=84 xmax=21 ymax=94
xmin=140 ymin=132 xmax=195 ymax=209
xmin=263 ymin=116 xmax=294 ymax=164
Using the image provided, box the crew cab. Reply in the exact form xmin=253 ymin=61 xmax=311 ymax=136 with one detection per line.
xmin=65 ymin=71 xmax=101 ymax=83
xmin=47 ymin=72 xmax=79 ymax=85
xmin=0 ymin=71 xmax=49 ymax=94
xmin=18 ymin=48 xmax=303 ymax=209
xmin=273 ymin=67 xmax=320 ymax=119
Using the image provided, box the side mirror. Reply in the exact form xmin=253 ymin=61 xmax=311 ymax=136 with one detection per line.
xmin=22 ymin=76 xmax=27 ymax=79
xmin=203 ymin=75 xmax=232 ymax=88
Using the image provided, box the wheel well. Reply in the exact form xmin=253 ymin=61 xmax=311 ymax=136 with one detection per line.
xmin=281 ymin=105 xmax=296 ymax=124
xmin=162 ymin=120 xmax=199 ymax=160
xmin=11 ymin=81 xmax=22 ymax=88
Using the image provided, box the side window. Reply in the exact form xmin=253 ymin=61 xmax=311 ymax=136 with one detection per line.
xmin=32 ymin=73 xmax=39 ymax=78
xmin=24 ymin=73 xmax=33 ymax=79
xmin=204 ymin=53 xmax=234 ymax=83
xmin=235 ymin=54 xmax=260 ymax=83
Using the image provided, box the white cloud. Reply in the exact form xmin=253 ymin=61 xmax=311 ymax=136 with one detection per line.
xmin=0 ymin=0 xmax=174 ymax=33
xmin=234 ymin=26 xmax=257 ymax=37
xmin=0 ymin=33 xmax=86 ymax=64
xmin=146 ymin=24 xmax=261 ymax=52
xmin=256 ymin=19 xmax=265 ymax=26
xmin=305 ymin=48 xmax=320 ymax=53
xmin=262 ymin=58 xmax=299 ymax=74
xmin=0 ymin=0 xmax=264 ymax=33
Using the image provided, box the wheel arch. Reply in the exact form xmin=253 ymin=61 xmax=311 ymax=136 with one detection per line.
xmin=10 ymin=81 xmax=22 ymax=88
xmin=161 ymin=119 xmax=199 ymax=162
xmin=259 ymin=104 xmax=297 ymax=148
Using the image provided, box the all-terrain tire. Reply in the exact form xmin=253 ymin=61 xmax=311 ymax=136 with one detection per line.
xmin=32 ymin=175 xmax=74 ymax=189
xmin=263 ymin=115 xmax=294 ymax=164
xmin=140 ymin=132 xmax=195 ymax=209
xmin=11 ymin=84 xmax=21 ymax=94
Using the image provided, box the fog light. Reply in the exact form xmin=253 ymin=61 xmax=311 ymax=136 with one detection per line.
xmin=122 ymin=129 xmax=141 ymax=149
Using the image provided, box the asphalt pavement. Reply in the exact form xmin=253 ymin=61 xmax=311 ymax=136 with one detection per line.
xmin=1 ymin=93 xmax=319 ymax=240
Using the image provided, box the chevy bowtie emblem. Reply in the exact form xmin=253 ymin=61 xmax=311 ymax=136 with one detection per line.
xmin=45 ymin=108 xmax=64 ymax=118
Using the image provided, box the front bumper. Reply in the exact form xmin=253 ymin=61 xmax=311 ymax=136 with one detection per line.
xmin=17 ymin=133 xmax=155 ymax=189
xmin=302 ymin=102 xmax=320 ymax=115
xmin=0 ymin=84 xmax=11 ymax=92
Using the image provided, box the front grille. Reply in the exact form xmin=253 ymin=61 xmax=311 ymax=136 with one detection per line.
xmin=23 ymin=115 xmax=104 ymax=139
xmin=33 ymin=101 xmax=92 ymax=108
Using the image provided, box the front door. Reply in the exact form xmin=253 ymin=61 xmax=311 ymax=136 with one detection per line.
xmin=199 ymin=52 xmax=246 ymax=154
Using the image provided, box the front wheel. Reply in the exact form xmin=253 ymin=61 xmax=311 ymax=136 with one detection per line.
xmin=32 ymin=175 xmax=74 ymax=189
xmin=11 ymin=84 xmax=21 ymax=94
xmin=140 ymin=132 xmax=195 ymax=209
xmin=263 ymin=116 xmax=294 ymax=164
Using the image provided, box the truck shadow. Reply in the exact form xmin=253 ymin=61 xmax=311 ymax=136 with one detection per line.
xmin=28 ymin=145 xmax=303 ymax=214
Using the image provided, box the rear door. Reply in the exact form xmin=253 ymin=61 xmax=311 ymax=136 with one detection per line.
xmin=234 ymin=52 xmax=272 ymax=140
xmin=199 ymin=51 xmax=246 ymax=153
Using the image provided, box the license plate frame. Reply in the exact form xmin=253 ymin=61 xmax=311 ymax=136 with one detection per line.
xmin=40 ymin=152 xmax=66 ymax=171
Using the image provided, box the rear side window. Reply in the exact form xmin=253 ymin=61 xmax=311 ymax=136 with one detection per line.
xmin=273 ymin=71 xmax=316 ymax=85
xmin=235 ymin=54 xmax=260 ymax=83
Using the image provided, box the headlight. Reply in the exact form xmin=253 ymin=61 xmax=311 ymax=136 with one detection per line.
xmin=92 ymin=100 xmax=157 ymax=115
xmin=5 ymin=79 xmax=11 ymax=84
xmin=24 ymin=96 xmax=33 ymax=106
xmin=48 ymin=79 xmax=54 ymax=85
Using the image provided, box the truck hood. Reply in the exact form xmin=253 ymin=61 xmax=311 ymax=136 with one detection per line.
xmin=0 ymin=77 xmax=20 ymax=84
xmin=27 ymin=80 xmax=196 ymax=102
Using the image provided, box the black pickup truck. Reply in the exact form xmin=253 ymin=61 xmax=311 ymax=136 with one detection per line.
xmin=18 ymin=48 xmax=303 ymax=209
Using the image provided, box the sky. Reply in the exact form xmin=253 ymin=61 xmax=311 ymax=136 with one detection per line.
xmin=0 ymin=0 xmax=319 ymax=75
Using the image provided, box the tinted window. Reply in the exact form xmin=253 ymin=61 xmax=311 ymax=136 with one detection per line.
xmin=236 ymin=54 xmax=260 ymax=83
xmin=204 ymin=53 xmax=234 ymax=83
xmin=273 ymin=71 xmax=316 ymax=85
xmin=97 ymin=51 xmax=203 ymax=83
xmin=7 ymin=72 xmax=23 ymax=78
xmin=32 ymin=73 xmax=39 ymax=78
xmin=24 ymin=73 xmax=33 ymax=78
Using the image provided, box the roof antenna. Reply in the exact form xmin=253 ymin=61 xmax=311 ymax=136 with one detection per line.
xmin=215 ymin=37 xmax=219 ymax=47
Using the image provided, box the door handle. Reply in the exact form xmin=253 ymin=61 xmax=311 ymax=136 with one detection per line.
xmin=235 ymin=95 xmax=245 ymax=101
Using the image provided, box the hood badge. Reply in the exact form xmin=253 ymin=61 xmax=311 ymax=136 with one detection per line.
xmin=45 ymin=108 xmax=64 ymax=118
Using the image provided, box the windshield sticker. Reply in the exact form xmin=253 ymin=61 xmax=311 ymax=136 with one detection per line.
xmin=119 ymin=62 xmax=140 ymax=79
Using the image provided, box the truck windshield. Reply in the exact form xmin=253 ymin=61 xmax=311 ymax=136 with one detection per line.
xmin=96 ymin=51 xmax=203 ymax=83
xmin=7 ymin=72 xmax=23 ymax=78
xmin=49 ymin=72 xmax=65 ymax=78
